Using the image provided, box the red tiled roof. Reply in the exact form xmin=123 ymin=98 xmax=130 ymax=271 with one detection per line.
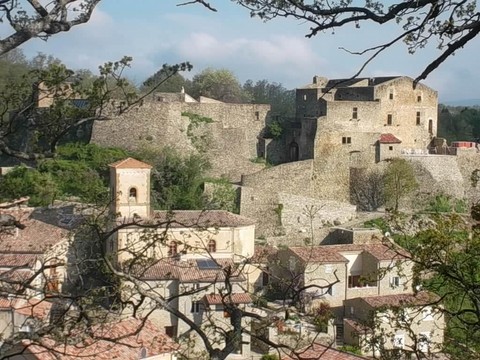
xmin=152 ymin=210 xmax=256 ymax=228
xmin=282 ymin=342 xmax=368 ymax=359
xmin=0 ymin=253 xmax=38 ymax=268
xmin=0 ymin=207 xmax=73 ymax=253
xmin=0 ymin=297 xmax=52 ymax=320
xmin=343 ymin=318 xmax=372 ymax=333
xmin=359 ymin=291 xmax=440 ymax=308
xmin=204 ymin=293 xmax=252 ymax=305
xmin=137 ymin=258 xmax=245 ymax=282
xmin=108 ymin=157 xmax=152 ymax=169
xmin=289 ymin=247 xmax=349 ymax=264
xmin=290 ymin=243 xmax=408 ymax=264
xmin=379 ymin=133 xmax=402 ymax=144
xmin=20 ymin=318 xmax=177 ymax=360
xmin=251 ymin=245 xmax=278 ymax=263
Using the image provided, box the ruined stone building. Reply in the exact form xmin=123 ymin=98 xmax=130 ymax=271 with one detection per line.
xmin=289 ymin=75 xmax=438 ymax=201
xmin=92 ymin=94 xmax=271 ymax=182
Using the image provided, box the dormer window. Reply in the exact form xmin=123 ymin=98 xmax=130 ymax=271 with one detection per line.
xmin=129 ymin=187 xmax=137 ymax=202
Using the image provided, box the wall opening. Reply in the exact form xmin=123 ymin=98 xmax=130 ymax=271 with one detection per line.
xmin=289 ymin=142 xmax=299 ymax=161
xmin=387 ymin=114 xmax=393 ymax=126
xmin=428 ymin=119 xmax=433 ymax=134
xmin=129 ymin=187 xmax=137 ymax=202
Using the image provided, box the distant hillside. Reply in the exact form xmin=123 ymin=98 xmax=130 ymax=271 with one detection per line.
xmin=441 ymin=99 xmax=480 ymax=107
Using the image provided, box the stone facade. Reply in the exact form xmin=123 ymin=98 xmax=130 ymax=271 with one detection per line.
xmin=92 ymin=95 xmax=270 ymax=182
xmin=108 ymin=158 xmax=257 ymax=358
xmin=294 ymin=76 xmax=438 ymax=202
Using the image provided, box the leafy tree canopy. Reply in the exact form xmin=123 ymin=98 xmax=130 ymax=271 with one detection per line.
xmin=190 ymin=68 xmax=248 ymax=103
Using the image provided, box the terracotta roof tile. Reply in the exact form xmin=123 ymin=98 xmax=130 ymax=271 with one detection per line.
xmin=204 ymin=293 xmax=252 ymax=305
xmin=282 ymin=342 xmax=368 ymax=359
xmin=21 ymin=318 xmax=177 ymax=360
xmin=0 ymin=253 xmax=38 ymax=268
xmin=0 ymin=297 xmax=52 ymax=320
xmin=152 ymin=210 xmax=256 ymax=228
xmin=0 ymin=207 xmax=74 ymax=253
xmin=289 ymin=247 xmax=349 ymax=264
xmin=251 ymin=245 xmax=278 ymax=263
xmin=359 ymin=291 xmax=440 ymax=308
xmin=290 ymin=243 xmax=408 ymax=264
xmin=108 ymin=157 xmax=152 ymax=169
xmin=137 ymin=258 xmax=245 ymax=282
xmin=379 ymin=133 xmax=402 ymax=144
xmin=343 ymin=318 xmax=372 ymax=333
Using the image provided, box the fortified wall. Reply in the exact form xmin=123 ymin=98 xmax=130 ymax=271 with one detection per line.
xmin=91 ymin=96 xmax=271 ymax=181
xmin=239 ymin=160 xmax=356 ymax=236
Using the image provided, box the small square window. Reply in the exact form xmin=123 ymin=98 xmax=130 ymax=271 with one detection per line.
xmin=387 ymin=114 xmax=393 ymax=125
xmin=389 ymin=146 xmax=393 ymax=151
xmin=389 ymin=91 xmax=394 ymax=100
xmin=417 ymin=95 xmax=422 ymax=102
xmin=191 ymin=301 xmax=201 ymax=313
xmin=352 ymin=107 xmax=358 ymax=119
xmin=342 ymin=137 xmax=352 ymax=144
xmin=390 ymin=276 xmax=400 ymax=288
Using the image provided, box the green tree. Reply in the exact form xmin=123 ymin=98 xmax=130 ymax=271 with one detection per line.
xmin=0 ymin=166 xmax=58 ymax=206
xmin=384 ymin=158 xmax=417 ymax=212
xmin=243 ymin=79 xmax=295 ymax=117
xmin=190 ymin=68 xmax=247 ymax=103
xmin=141 ymin=67 xmax=191 ymax=94
xmin=0 ymin=58 xmax=191 ymax=160
xmin=400 ymin=213 xmax=480 ymax=359
xmin=136 ymin=146 xmax=211 ymax=210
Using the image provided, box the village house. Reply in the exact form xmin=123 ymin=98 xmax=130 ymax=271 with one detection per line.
xmin=343 ymin=292 xmax=444 ymax=356
xmin=107 ymin=158 xmax=258 ymax=358
xmin=273 ymin=236 xmax=444 ymax=357
xmin=6 ymin=318 xmax=178 ymax=360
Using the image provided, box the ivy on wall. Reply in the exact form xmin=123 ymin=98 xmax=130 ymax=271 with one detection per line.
xmin=181 ymin=112 xmax=214 ymax=153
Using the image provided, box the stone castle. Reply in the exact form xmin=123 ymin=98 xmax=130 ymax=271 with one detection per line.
xmin=91 ymin=76 xmax=480 ymax=238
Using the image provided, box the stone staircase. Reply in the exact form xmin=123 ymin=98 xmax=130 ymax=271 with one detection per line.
xmin=335 ymin=324 xmax=344 ymax=347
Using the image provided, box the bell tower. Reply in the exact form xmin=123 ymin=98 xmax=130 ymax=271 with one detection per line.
xmin=108 ymin=158 xmax=152 ymax=219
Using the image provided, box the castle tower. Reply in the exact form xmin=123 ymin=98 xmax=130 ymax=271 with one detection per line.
xmin=108 ymin=158 xmax=152 ymax=219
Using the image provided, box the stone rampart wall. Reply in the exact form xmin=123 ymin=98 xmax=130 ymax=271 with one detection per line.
xmin=91 ymin=101 xmax=270 ymax=181
xmin=404 ymin=155 xmax=465 ymax=200
xmin=278 ymin=193 xmax=356 ymax=236
xmin=240 ymin=160 xmax=315 ymax=236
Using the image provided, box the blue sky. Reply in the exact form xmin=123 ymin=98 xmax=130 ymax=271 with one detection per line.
xmin=6 ymin=0 xmax=480 ymax=101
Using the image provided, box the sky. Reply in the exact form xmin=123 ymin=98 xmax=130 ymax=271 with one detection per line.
xmin=5 ymin=0 xmax=480 ymax=102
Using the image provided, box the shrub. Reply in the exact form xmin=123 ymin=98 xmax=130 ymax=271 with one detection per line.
xmin=261 ymin=354 xmax=279 ymax=360
xmin=0 ymin=166 xmax=58 ymax=206
xmin=266 ymin=120 xmax=283 ymax=139
xmin=338 ymin=345 xmax=362 ymax=355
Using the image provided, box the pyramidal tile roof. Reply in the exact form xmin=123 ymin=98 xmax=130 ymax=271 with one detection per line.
xmin=108 ymin=157 xmax=152 ymax=169
xmin=379 ymin=133 xmax=402 ymax=144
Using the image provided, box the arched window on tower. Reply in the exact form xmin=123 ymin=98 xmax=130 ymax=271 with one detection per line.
xmin=168 ymin=241 xmax=178 ymax=257
xmin=208 ymin=239 xmax=216 ymax=253
xmin=129 ymin=187 xmax=137 ymax=202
